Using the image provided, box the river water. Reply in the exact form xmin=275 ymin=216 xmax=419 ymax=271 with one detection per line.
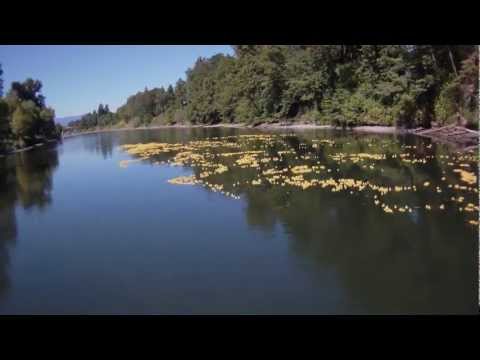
xmin=0 ymin=128 xmax=477 ymax=314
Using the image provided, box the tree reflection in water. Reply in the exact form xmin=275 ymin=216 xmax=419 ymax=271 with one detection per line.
xmin=243 ymin=185 xmax=476 ymax=314
xmin=122 ymin=130 xmax=477 ymax=314
xmin=0 ymin=146 xmax=58 ymax=301
xmin=238 ymin=135 xmax=477 ymax=314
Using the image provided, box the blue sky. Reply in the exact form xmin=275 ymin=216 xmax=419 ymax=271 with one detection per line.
xmin=0 ymin=45 xmax=233 ymax=117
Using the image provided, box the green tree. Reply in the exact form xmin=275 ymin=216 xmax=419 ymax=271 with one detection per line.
xmin=38 ymin=107 xmax=57 ymax=137
xmin=281 ymin=46 xmax=328 ymax=118
xmin=0 ymin=63 xmax=3 ymax=98
xmin=185 ymin=56 xmax=224 ymax=124
xmin=11 ymin=100 xmax=37 ymax=142
xmin=8 ymin=79 xmax=45 ymax=108
xmin=174 ymin=79 xmax=187 ymax=107
xmin=98 ymin=104 xmax=105 ymax=116
xmin=232 ymin=46 xmax=286 ymax=122
xmin=434 ymin=50 xmax=479 ymax=127
xmin=1 ymin=77 xmax=59 ymax=151
xmin=0 ymin=99 xmax=9 ymax=136
xmin=68 ymin=45 xmax=478 ymax=131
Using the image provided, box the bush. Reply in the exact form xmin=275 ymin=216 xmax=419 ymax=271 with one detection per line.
xmin=234 ymin=98 xmax=257 ymax=124
xmin=393 ymin=93 xmax=418 ymax=128
xmin=149 ymin=115 xmax=166 ymax=126
xmin=360 ymin=98 xmax=394 ymax=126
xmin=434 ymin=80 xmax=459 ymax=126
xmin=298 ymin=109 xmax=322 ymax=124
xmin=127 ymin=116 xmax=143 ymax=128
xmin=173 ymin=109 xmax=187 ymax=124
xmin=113 ymin=120 xmax=128 ymax=129
xmin=434 ymin=58 xmax=478 ymax=128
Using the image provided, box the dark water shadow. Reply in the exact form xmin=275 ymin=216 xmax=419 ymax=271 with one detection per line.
xmin=236 ymin=134 xmax=478 ymax=314
xmin=128 ymin=128 xmax=477 ymax=314
xmin=0 ymin=145 xmax=59 ymax=301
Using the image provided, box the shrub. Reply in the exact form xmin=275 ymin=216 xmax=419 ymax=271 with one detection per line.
xmin=434 ymin=80 xmax=460 ymax=126
xmin=173 ymin=109 xmax=187 ymax=124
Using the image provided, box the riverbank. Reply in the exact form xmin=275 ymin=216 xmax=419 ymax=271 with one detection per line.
xmin=0 ymin=138 xmax=60 ymax=157
xmin=63 ymin=122 xmax=480 ymax=153
xmin=62 ymin=123 xmax=408 ymax=140
xmin=254 ymin=123 xmax=404 ymax=134
xmin=63 ymin=122 xmax=252 ymax=137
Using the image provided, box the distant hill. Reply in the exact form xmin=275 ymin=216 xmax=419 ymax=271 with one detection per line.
xmin=55 ymin=115 xmax=84 ymax=126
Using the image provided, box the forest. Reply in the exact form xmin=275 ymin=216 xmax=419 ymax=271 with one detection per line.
xmin=0 ymin=66 xmax=61 ymax=153
xmin=68 ymin=45 xmax=478 ymax=131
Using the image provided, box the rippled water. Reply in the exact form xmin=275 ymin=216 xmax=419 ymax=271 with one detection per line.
xmin=0 ymin=128 xmax=477 ymax=314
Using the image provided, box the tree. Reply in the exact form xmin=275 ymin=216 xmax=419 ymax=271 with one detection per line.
xmin=281 ymin=46 xmax=328 ymax=117
xmin=434 ymin=50 xmax=479 ymax=127
xmin=0 ymin=99 xmax=9 ymax=133
xmin=174 ymin=79 xmax=187 ymax=108
xmin=38 ymin=107 xmax=56 ymax=137
xmin=0 ymin=63 xmax=3 ymax=98
xmin=67 ymin=45 xmax=478 ymax=131
xmin=1 ymin=77 xmax=59 ymax=151
xmin=231 ymin=46 xmax=287 ymax=122
xmin=186 ymin=56 xmax=225 ymax=124
xmin=232 ymin=45 xmax=261 ymax=58
xmin=8 ymin=79 xmax=45 ymax=108
xmin=11 ymin=101 xmax=37 ymax=141
xmin=70 ymin=103 xmax=116 ymax=130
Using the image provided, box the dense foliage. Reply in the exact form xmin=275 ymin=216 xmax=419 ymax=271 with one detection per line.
xmin=0 ymin=75 xmax=61 ymax=153
xmin=69 ymin=45 xmax=478 ymax=131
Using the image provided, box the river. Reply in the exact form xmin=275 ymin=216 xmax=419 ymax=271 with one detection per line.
xmin=0 ymin=127 xmax=477 ymax=314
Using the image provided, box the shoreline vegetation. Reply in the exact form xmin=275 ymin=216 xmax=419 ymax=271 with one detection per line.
xmin=67 ymin=46 xmax=479 ymax=133
xmin=0 ymin=76 xmax=61 ymax=155
xmin=63 ymin=45 xmax=478 ymax=150
xmin=1 ymin=45 xmax=478 ymax=155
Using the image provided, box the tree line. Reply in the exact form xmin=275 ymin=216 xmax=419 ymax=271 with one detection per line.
xmin=68 ymin=103 xmax=115 ymax=130
xmin=0 ymin=67 xmax=61 ymax=153
xmin=69 ymin=45 xmax=478 ymax=131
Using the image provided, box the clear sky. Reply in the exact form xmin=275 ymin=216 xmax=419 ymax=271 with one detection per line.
xmin=0 ymin=45 xmax=233 ymax=118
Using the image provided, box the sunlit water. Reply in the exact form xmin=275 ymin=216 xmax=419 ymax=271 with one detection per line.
xmin=0 ymin=128 xmax=477 ymax=314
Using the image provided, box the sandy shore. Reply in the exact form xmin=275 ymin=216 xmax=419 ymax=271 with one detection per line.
xmin=351 ymin=126 xmax=406 ymax=134
xmin=254 ymin=123 xmax=405 ymax=134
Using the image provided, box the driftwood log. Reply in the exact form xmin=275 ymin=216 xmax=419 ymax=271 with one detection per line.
xmin=414 ymin=125 xmax=479 ymax=151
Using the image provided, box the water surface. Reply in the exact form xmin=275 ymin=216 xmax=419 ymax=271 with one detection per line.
xmin=0 ymin=128 xmax=477 ymax=314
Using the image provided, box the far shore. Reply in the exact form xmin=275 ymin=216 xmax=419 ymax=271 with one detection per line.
xmin=62 ymin=123 xmax=407 ymax=140
xmin=3 ymin=122 xmax=476 ymax=156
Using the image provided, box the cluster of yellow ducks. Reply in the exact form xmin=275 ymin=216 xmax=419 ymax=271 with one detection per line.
xmin=120 ymin=134 xmax=479 ymax=227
